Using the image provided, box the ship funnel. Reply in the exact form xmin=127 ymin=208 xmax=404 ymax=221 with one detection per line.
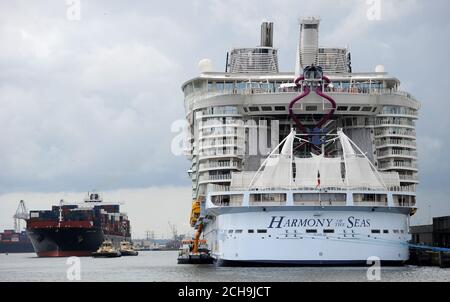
xmin=260 ymin=22 xmax=274 ymax=47
xmin=296 ymin=17 xmax=320 ymax=73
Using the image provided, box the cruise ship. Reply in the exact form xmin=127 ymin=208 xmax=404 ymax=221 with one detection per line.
xmin=182 ymin=17 xmax=420 ymax=265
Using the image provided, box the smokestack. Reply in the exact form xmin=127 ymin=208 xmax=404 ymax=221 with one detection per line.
xmin=260 ymin=22 xmax=274 ymax=47
xmin=296 ymin=17 xmax=320 ymax=75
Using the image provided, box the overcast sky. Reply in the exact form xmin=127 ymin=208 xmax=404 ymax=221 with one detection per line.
xmin=0 ymin=0 xmax=449 ymax=237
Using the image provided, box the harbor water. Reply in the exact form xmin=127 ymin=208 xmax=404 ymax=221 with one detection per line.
xmin=1 ymin=251 xmax=449 ymax=282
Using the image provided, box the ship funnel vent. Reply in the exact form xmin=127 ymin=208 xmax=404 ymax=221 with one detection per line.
xmin=226 ymin=22 xmax=279 ymax=74
xmin=260 ymin=22 xmax=273 ymax=47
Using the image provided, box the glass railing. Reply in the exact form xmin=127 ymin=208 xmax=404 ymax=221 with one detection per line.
xmin=374 ymin=129 xmax=416 ymax=137
xmin=378 ymin=149 xmax=418 ymax=158
xmin=379 ymin=161 xmax=418 ymax=170
xmin=185 ymin=83 xmax=419 ymax=111
xmin=376 ymin=138 xmax=417 ymax=147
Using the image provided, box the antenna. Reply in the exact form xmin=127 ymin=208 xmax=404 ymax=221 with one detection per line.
xmin=13 ymin=200 xmax=29 ymax=233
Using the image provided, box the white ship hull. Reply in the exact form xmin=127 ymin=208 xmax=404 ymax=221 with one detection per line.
xmin=204 ymin=206 xmax=411 ymax=265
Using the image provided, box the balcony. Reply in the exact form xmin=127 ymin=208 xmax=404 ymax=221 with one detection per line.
xmin=198 ymin=174 xmax=232 ymax=184
xmin=374 ymin=129 xmax=416 ymax=139
xmin=377 ymin=149 xmax=418 ymax=159
xmin=376 ymin=139 xmax=417 ymax=149
xmin=199 ymin=149 xmax=244 ymax=159
xmin=399 ymin=174 xmax=420 ymax=183
xmin=379 ymin=161 xmax=418 ymax=171
xmin=198 ymin=161 xmax=242 ymax=172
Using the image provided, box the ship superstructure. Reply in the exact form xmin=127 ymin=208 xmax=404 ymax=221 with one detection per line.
xmin=182 ymin=18 xmax=420 ymax=265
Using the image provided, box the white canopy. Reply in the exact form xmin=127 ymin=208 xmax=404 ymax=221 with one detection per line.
xmin=245 ymin=130 xmax=391 ymax=190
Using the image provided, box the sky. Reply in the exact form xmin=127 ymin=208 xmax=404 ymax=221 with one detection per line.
xmin=0 ymin=0 xmax=449 ymax=237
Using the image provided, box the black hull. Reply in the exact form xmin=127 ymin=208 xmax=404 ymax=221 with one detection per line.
xmin=27 ymin=228 xmax=129 ymax=257
xmin=216 ymin=259 xmax=406 ymax=267
xmin=0 ymin=242 xmax=35 ymax=254
xmin=92 ymin=252 xmax=121 ymax=258
xmin=120 ymin=251 xmax=138 ymax=256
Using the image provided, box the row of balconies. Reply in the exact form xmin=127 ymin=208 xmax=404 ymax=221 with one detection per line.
xmin=201 ymin=128 xmax=241 ymax=136
xmin=374 ymin=128 xmax=416 ymax=138
xmin=199 ymin=149 xmax=244 ymax=158
xmin=377 ymin=149 xmax=418 ymax=159
xmin=198 ymin=160 xmax=242 ymax=171
xmin=198 ymin=138 xmax=244 ymax=148
xmin=375 ymin=138 xmax=417 ymax=149
xmin=200 ymin=119 xmax=242 ymax=128
xmin=378 ymin=160 xmax=418 ymax=170
xmin=399 ymin=174 xmax=420 ymax=182
xmin=375 ymin=117 xmax=416 ymax=128
xmin=198 ymin=173 xmax=232 ymax=183
xmin=378 ymin=107 xmax=418 ymax=118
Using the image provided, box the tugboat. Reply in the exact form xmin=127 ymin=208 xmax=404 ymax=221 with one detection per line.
xmin=177 ymin=239 xmax=213 ymax=264
xmin=119 ymin=241 xmax=138 ymax=256
xmin=92 ymin=240 xmax=121 ymax=258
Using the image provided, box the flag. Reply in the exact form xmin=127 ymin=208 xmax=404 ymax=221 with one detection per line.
xmin=316 ymin=170 xmax=321 ymax=188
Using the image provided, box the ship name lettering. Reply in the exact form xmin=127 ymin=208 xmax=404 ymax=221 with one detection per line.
xmin=347 ymin=216 xmax=371 ymax=228
xmin=268 ymin=216 xmax=285 ymax=229
xmin=268 ymin=217 xmax=335 ymax=228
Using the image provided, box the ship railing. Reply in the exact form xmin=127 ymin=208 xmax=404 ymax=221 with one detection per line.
xmin=399 ymin=175 xmax=419 ymax=182
xmin=208 ymin=185 xmax=416 ymax=194
xmin=185 ymin=86 xmax=419 ymax=110
xmin=379 ymin=162 xmax=418 ymax=170
xmin=378 ymin=149 xmax=418 ymax=158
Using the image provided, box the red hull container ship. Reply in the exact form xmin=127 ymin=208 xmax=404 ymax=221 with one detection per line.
xmin=26 ymin=193 xmax=131 ymax=257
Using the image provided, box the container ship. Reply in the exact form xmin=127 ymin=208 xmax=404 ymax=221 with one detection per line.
xmin=26 ymin=193 xmax=131 ymax=257
xmin=0 ymin=230 xmax=34 ymax=254
xmin=182 ymin=17 xmax=420 ymax=265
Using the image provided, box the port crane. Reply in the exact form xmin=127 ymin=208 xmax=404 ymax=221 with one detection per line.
xmin=168 ymin=221 xmax=178 ymax=240
xmin=13 ymin=200 xmax=29 ymax=233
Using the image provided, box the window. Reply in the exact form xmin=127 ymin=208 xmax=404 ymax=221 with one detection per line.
xmin=250 ymin=193 xmax=287 ymax=204
xmin=304 ymin=24 xmax=318 ymax=29
xmin=362 ymin=107 xmax=372 ymax=112
xmin=275 ymin=106 xmax=286 ymax=111
xmin=249 ymin=107 xmax=259 ymax=112
xmin=248 ymin=230 xmax=254 ymax=234
xmin=235 ymin=230 xmax=243 ymax=234
xmin=306 ymin=229 xmax=317 ymax=234
xmin=350 ymin=106 xmax=361 ymax=111
xmin=393 ymin=230 xmax=399 ymax=234
xmin=257 ymin=229 xmax=267 ymax=234
xmin=337 ymin=106 xmax=348 ymax=111
xmin=371 ymin=230 xmax=381 ymax=234
xmin=261 ymin=106 xmax=272 ymax=112
xmin=228 ymin=230 xmax=233 ymax=234
xmin=324 ymin=229 xmax=335 ymax=234
xmin=306 ymin=105 xmax=317 ymax=111
xmin=383 ymin=230 xmax=389 ymax=234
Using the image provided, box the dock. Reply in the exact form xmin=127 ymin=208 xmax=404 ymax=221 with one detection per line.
xmin=408 ymin=245 xmax=450 ymax=268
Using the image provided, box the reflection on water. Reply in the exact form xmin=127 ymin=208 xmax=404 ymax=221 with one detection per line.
xmin=0 ymin=251 xmax=449 ymax=282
